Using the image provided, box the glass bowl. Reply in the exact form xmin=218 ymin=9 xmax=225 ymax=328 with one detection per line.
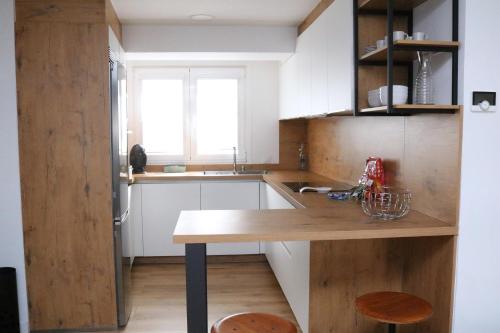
xmin=361 ymin=187 xmax=412 ymax=220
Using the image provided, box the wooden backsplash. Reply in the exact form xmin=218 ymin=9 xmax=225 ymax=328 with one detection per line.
xmin=302 ymin=113 xmax=462 ymax=224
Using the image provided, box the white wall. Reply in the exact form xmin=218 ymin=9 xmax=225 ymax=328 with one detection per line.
xmin=127 ymin=60 xmax=280 ymax=164
xmin=453 ymin=0 xmax=500 ymax=332
xmin=0 ymin=1 xmax=29 ymax=332
xmin=123 ymin=24 xmax=297 ymax=53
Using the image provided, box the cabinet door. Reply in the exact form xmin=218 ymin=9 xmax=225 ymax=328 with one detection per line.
xmin=326 ymin=0 xmax=354 ymax=113
xmin=259 ymin=182 xmax=294 ymax=254
xmin=279 ymin=55 xmax=300 ymax=120
xmin=310 ymin=9 xmax=329 ymax=116
xmin=260 ymin=183 xmax=309 ymax=332
xmin=265 ymin=241 xmax=309 ymax=332
xmin=142 ymin=183 xmax=200 ymax=256
xmin=130 ymin=184 xmax=143 ymax=257
xmin=296 ymin=30 xmax=312 ymax=117
xmin=201 ymin=182 xmax=260 ymax=255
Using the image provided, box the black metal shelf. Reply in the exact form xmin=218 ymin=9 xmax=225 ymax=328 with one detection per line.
xmin=359 ymin=40 xmax=459 ymax=63
xmin=360 ymin=104 xmax=460 ymax=114
xmin=353 ymin=0 xmax=460 ymax=116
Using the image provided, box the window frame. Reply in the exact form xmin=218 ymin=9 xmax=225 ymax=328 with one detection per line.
xmin=133 ymin=67 xmax=190 ymax=164
xmin=189 ymin=67 xmax=246 ymax=163
xmin=132 ymin=66 xmax=247 ymax=164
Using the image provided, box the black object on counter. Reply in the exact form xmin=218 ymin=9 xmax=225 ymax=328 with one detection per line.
xmin=0 ymin=267 xmax=20 ymax=333
xmin=130 ymin=144 xmax=147 ymax=174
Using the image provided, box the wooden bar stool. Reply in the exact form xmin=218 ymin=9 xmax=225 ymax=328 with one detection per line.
xmin=211 ymin=313 xmax=297 ymax=333
xmin=355 ymin=291 xmax=433 ymax=333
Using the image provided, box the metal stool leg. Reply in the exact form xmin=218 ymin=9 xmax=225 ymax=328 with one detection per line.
xmin=388 ymin=323 xmax=396 ymax=333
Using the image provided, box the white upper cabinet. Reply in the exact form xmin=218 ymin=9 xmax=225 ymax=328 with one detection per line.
xmin=296 ymin=28 xmax=312 ymax=117
xmin=326 ymin=0 xmax=354 ymax=113
xmin=310 ymin=9 xmax=329 ymax=116
xmin=279 ymin=0 xmax=353 ymax=119
xmin=279 ymin=55 xmax=299 ymax=120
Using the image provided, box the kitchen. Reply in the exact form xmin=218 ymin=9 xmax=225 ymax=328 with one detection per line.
xmin=1 ymin=1 xmax=499 ymax=333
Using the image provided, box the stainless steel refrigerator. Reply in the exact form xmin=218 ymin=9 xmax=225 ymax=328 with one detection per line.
xmin=109 ymin=51 xmax=132 ymax=327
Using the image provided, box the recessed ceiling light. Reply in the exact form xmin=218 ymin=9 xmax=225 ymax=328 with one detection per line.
xmin=190 ymin=14 xmax=215 ymax=21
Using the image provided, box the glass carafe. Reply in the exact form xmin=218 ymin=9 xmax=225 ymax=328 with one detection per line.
xmin=414 ymin=52 xmax=433 ymax=104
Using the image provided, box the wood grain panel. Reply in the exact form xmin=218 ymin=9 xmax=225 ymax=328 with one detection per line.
xmin=305 ymin=115 xmax=460 ymax=332
xmin=307 ymin=117 xmax=406 ymax=188
xmin=309 ymin=239 xmax=404 ymax=333
xmin=307 ymin=114 xmax=462 ymax=224
xmin=403 ymin=114 xmax=462 ymax=223
xmin=173 ymin=206 xmax=456 ymax=244
xmin=279 ymin=119 xmax=308 ymax=170
xmin=399 ymin=236 xmax=456 ymax=333
xmin=16 ymin=1 xmax=117 ymax=330
xmin=16 ymin=0 xmax=105 ymax=23
xmin=309 ymin=237 xmax=455 ymax=333
xmin=298 ymin=0 xmax=334 ymax=35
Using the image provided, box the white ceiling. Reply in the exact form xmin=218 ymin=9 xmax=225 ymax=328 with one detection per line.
xmin=111 ymin=0 xmax=320 ymax=26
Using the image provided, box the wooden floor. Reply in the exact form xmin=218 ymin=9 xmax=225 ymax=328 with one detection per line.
xmin=97 ymin=261 xmax=299 ymax=333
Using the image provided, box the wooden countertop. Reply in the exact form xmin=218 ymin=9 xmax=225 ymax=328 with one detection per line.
xmin=173 ymin=171 xmax=457 ymax=244
xmin=133 ymin=171 xmax=262 ymax=182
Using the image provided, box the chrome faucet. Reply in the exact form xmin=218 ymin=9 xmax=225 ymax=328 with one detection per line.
xmin=299 ymin=143 xmax=307 ymax=171
xmin=232 ymin=147 xmax=237 ymax=174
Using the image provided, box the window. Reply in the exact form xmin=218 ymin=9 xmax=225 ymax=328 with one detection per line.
xmin=133 ymin=67 xmax=245 ymax=164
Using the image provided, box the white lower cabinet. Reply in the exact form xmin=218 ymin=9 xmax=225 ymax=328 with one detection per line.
xmin=139 ymin=181 xmax=261 ymax=257
xmin=201 ymin=181 xmax=260 ymax=255
xmin=141 ymin=183 xmax=201 ymax=256
xmin=260 ymin=183 xmax=310 ymax=333
xmin=130 ymin=184 xmax=144 ymax=258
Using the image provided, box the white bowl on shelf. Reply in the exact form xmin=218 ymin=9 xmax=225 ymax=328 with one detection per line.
xmin=380 ymin=85 xmax=408 ymax=105
xmin=368 ymin=89 xmax=382 ymax=107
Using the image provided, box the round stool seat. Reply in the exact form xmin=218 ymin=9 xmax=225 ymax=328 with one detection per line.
xmin=356 ymin=291 xmax=433 ymax=325
xmin=211 ymin=313 xmax=297 ymax=333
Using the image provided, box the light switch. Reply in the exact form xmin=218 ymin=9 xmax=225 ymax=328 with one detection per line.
xmin=472 ymin=91 xmax=496 ymax=112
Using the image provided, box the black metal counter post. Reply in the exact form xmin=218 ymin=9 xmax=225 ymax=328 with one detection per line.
xmin=451 ymin=0 xmax=459 ymax=105
xmin=386 ymin=0 xmax=394 ymax=114
xmin=185 ymin=243 xmax=208 ymax=333
xmin=353 ymin=0 xmax=359 ymax=116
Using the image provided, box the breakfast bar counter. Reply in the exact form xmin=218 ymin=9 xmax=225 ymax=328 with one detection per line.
xmin=173 ymin=205 xmax=456 ymax=245
xmin=173 ymin=171 xmax=457 ymax=333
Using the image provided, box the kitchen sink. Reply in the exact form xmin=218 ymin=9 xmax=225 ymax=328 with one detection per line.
xmin=202 ymin=170 xmax=268 ymax=176
xmin=236 ymin=170 xmax=268 ymax=175
xmin=203 ymin=171 xmax=236 ymax=175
